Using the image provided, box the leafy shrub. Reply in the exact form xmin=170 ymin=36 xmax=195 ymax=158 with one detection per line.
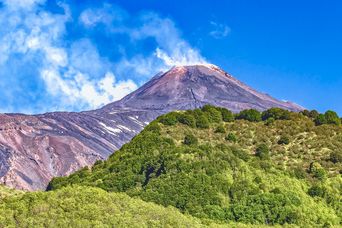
xmin=232 ymin=148 xmax=250 ymax=161
xmin=204 ymin=205 xmax=226 ymax=221
xmin=195 ymin=114 xmax=210 ymax=129
xmin=183 ymin=134 xmax=198 ymax=145
xmin=329 ymin=151 xmax=342 ymax=163
xmin=308 ymin=185 xmax=325 ymax=197
xmin=255 ymin=144 xmax=269 ymax=159
xmin=293 ymin=167 xmax=306 ymax=179
xmin=159 ymin=113 xmax=179 ymax=126
xmin=237 ymin=109 xmax=262 ymax=122
xmin=215 ymin=125 xmax=226 ymax=133
xmin=264 ymin=117 xmax=275 ymax=126
xmin=144 ymin=122 xmax=161 ymax=133
xmin=178 ymin=113 xmax=196 ymax=127
xmin=313 ymin=169 xmax=327 ymax=181
xmin=278 ymin=136 xmax=290 ymax=145
xmin=309 ymin=162 xmax=327 ymax=181
xmin=225 ymin=133 xmax=237 ymax=142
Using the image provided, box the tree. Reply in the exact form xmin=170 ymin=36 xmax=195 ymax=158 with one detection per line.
xmin=278 ymin=136 xmax=290 ymax=145
xmin=225 ymin=133 xmax=237 ymax=142
xmin=202 ymin=105 xmax=222 ymax=123
xmin=178 ymin=113 xmax=196 ymax=128
xmin=159 ymin=113 xmax=179 ymax=126
xmin=236 ymin=109 xmax=262 ymax=122
xmin=301 ymin=110 xmax=319 ymax=119
xmin=262 ymin=108 xmax=290 ymax=121
xmin=309 ymin=162 xmax=327 ymax=181
xmin=309 ymin=110 xmax=319 ymax=119
xmin=215 ymin=125 xmax=226 ymax=133
xmin=315 ymin=111 xmax=341 ymax=126
xmin=324 ymin=110 xmax=341 ymax=125
xmin=300 ymin=110 xmax=310 ymax=117
xmin=195 ymin=114 xmax=210 ymax=129
xmin=183 ymin=134 xmax=198 ymax=145
xmin=255 ymin=144 xmax=269 ymax=159
xmin=329 ymin=151 xmax=342 ymax=164
xmin=314 ymin=114 xmax=327 ymax=126
xmin=308 ymin=185 xmax=325 ymax=197
xmin=219 ymin=108 xmax=234 ymax=122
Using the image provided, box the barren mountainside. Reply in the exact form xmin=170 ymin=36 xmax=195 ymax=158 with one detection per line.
xmin=0 ymin=64 xmax=303 ymax=190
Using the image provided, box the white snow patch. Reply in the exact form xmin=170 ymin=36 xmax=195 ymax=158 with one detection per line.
xmin=117 ymin=124 xmax=132 ymax=132
xmin=128 ymin=116 xmax=145 ymax=127
xmin=99 ymin=122 xmax=122 ymax=135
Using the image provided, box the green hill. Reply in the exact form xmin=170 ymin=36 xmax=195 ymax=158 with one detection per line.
xmin=0 ymin=185 xmax=221 ymax=227
xmin=48 ymin=106 xmax=342 ymax=227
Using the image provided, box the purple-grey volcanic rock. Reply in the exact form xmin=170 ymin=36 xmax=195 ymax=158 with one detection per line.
xmin=0 ymin=64 xmax=303 ymax=190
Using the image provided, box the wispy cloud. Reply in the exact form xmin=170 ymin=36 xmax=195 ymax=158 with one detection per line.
xmin=79 ymin=8 xmax=208 ymax=74
xmin=79 ymin=3 xmax=127 ymax=28
xmin=0 ymin=1 xmax=206 ymax=113
xmin=209 ymin=21 xmax=231 ymax=39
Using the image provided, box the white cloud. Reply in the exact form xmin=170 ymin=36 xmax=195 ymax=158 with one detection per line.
xmin=41 ymin=68 xmax=137 ymax=109
xmin=131 ymin=13 xmax=207 ymax=67
xmin=79 ymin=8 xmax=208 ymax=75
xmin=0 ymin=1 xmax=138 ymax=112
xmin=79 ymin=3 xmax=127 ymax=28
xmin=209 ymin=21 xmax=231 ymax=39
xmin=1 ymin=0 xmax=45 ymax=10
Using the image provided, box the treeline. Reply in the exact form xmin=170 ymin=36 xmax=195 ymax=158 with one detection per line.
xmin=159 ymin=105 xmax=341 ymax=127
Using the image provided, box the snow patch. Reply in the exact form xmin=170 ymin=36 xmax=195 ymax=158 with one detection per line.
xmin=99 ymin=122 xmax=122 ymax=135
xmin=128 ymin=116 xmax=145 ymax=127
xmin=117 ymin=124 xmax=131 ymax=132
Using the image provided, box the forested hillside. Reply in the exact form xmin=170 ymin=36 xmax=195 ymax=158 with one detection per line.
xmin=48 ymin=106 xmax=342 ymax=227
xmin=0 ymin=185 xmax=221 ymax=227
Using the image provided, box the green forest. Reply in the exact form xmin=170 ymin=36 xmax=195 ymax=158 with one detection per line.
xmin=1 ymin=106 xmax=341 ymax=227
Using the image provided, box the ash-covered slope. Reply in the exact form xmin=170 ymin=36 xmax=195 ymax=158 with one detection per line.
xmin=109 ymin=64 xmax=302 ymax=112
xmin=0 ymin=110 xmax=157 ymax=190
xmin=0 ymin=64 xmax=302 ymax=190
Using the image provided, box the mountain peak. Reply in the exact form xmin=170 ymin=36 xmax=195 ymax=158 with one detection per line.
xmin=106 ymin=64 xmax=303 ymax=113
xmin=169 ymin=64 xmax=224 ymax=73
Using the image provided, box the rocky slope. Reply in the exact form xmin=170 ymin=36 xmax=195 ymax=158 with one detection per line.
xmin=0 ymin=64 xmax=302 ymax=190
xmin=111 ymin=64 xmax=302 ymax=112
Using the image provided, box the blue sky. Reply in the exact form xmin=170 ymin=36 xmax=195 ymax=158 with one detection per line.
xmin=0 ymin=0 xmax=341 ymax=114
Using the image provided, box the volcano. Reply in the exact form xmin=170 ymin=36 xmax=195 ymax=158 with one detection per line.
xmin=109 ymin=64 xmax=301 ymax=112
xmin=0 ymin=64 xmax=303 ymax=190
